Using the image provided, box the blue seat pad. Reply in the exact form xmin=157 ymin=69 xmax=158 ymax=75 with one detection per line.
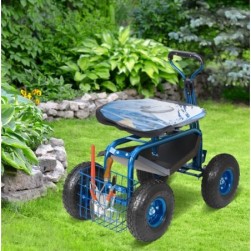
xmin=96 ymin=99 xmax=205 ymax=137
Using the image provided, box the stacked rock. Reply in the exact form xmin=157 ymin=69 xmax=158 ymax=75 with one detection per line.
xmin=2 ymin=138 xmax=67 ymax=202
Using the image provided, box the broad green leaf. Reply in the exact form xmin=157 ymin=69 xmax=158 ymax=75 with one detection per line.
xmin=2 ymin=135 xmax=28 ymax=149
xmin=60 ymin=65 xmax=74 ymax=72
xmin=101 ymin=43 xmax=112 ymax=50
xmin=77 ymin=57 xmax=89 ymax=71
xmin=87 ymin=72 xmax=98 ymax=80
xmin=110 ymin=60 xmax=118 ymax=70
xmin=151 ymin=57 xmax=166 ymax=67
xmin=74 ymin=47 xmax=92 ymax=53
xmin=129 ymin=74 xmax=140 ymax=86
xmin=2 ymin=136 xmax=37 ymax=163
xmin=66 ymin=62 xmax=79 ymax=71
xmin=159 ymin=71 xmax=178 ymax=84
xmin=74 ymin=71 xmax=86 ymax=82
xmin=142 ymin=63 xmax=155 ymax=78
xmin=146 ymin=61 xmax=159 ymax=74
xmin=1 ymin=83 xmax=19 ymax=94
xmin=82 ymin=38 xmax=98 ymax=48
xmin=118 ymin=63 xmax=128 ymax=74
xmin=152 ymin=73 xmax=160 ymax=85
xmin=133 ymin=63 xmax=142 ymax=73
xmin=2 ymin=150 xmax=22 ymax=171
xmin=118 ymin=26 xmax=130 ymax=45
xmin=95 ymin=68 xmax=110 ymax=79
xmin=166 ymin=63 xmax=179 ymax=73
xmin=60 ymin=62 xmax=79 ymax=72
xmin=93 ymin=46 xmax=108 ymax=56
xmin=138 ymin=49 xmax=149 ymax=57
xmin=21 ymin=145 xmax=38 ymax=163
xmin=1 ymin=104 xmax=14 ymax=126
xmin=95 ymin=62 xmax=110 ymax=68
xmin=89 ymin=56 xmax=101 ymax=63
xmin=102 ymin=81 xmax=117 ymax=92
xmin=79 ymin=83 xmax=91 ymax=92
xmin=2 ymin=149 xmax=31 ymax=174
xmin=102 ymin=32 xmax=113 ymax=46
xmin=124 ymin=58 xmax=136 ymax=72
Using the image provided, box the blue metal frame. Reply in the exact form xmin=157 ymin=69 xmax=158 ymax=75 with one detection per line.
xmin=101 ymin=56 xmax=206 ymax=201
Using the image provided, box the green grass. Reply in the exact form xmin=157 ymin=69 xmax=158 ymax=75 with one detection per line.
xmin=2 ymin=101 xmax=249 ymax=251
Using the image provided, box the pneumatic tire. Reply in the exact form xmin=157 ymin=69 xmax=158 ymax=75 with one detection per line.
xmin=127 ymin=181 xmax=174 ymax=242
xmin=201 ymin=154 xmax=240 ymax=209
xmin=62 ymin=162 xmax=104 ymax=220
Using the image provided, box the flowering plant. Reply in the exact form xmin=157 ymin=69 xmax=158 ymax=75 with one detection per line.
xmin=20 ymin=88 xmax=42 ymax=105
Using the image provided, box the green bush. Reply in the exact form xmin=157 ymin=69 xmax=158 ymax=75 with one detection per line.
xmin=132 ymin=0 xmax=250 ymax=90
xmin=132 ymin=0 xmax=183 ymax=44
xmin=1 ymin=0 xmax=116 ymax=101
xmin=22 ymin=73 xmax=80 ymax=102
xmin=223 ymin=85 xmax=250 ymax=103
xmin=61 ymin=27 xmax=180 ymax=97
xmin=1 ymin=85 xmax=53 ymax=174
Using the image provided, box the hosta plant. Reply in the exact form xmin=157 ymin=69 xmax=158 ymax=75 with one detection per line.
xmin=1 ymin=86 xmax=53 ymax=174
xmin=61 ymin=26 xmax=180 ymax=97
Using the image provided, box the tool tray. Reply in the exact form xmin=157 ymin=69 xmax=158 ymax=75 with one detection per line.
xmin=110 ymin=132 xmax=201 ymax=176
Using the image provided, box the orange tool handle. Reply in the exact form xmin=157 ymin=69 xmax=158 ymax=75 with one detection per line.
xmin=106 ymin=176 xmax=116 ymax=203
xmin=90 ymin=145 xmax=97 ymax=201
xmin=106 ymin=191 xmax=116 ymax=202
xmin=104 ymin=157 xmax=113 ymax=181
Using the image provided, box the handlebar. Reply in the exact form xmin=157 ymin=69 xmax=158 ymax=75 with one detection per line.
xmin=168 ymin=50 xmax=203 ymax=64
xmin=168 ymin=50 xmax=204 ymax=80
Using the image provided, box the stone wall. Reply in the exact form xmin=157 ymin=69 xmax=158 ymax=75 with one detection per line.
xmin=39 ymin=84 xmax=182 ymax=121
xmin=2 ymin=138 xmax=67 ymax=202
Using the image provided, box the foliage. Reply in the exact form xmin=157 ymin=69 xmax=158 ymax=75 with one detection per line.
xmin=1 ymin=85 xmax=53 ymax=174
xmin=22 ymin=74 xmax=80 ymax=102
xmin=132 ymin=0 xmax=183 ymax=44
xmin=132 ymin=0 xmax=250 ymax=89
xmin=115 ymin=0 xmax=139 ymax=26
xmin=61 ymin=27 xmax=180 ymax=97
xmin=1 ymin=0 xmax=115 ymax=101
xmin=223 ymin=85 xmax=250 ymax=103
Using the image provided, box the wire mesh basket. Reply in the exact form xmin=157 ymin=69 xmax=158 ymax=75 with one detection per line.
xmin=79 ymin=165 xmax=138 ymax=232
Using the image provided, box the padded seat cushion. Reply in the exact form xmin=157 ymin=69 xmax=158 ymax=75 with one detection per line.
xmin=96 ymin=99 xmax=205 ymax=137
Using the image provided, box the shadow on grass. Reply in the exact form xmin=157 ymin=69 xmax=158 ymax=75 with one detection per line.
xmin=201 ymin=185 xmax=243 ymax=213
xmin=172 ymin=183 xmax=201 ymax=219
xmin=131 ymin=239 xmax=152 ymax=249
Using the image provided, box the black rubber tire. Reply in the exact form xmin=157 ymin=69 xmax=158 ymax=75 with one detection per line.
xmin=127 ymin=181 xmax=174 ymax=242
xmin=136 ymin=169 xmax=168 ymax=184
xmin=201 ymin=154 xmax=240 ymax=209
xmin=62 ymin=162 xmax=103 ymax=220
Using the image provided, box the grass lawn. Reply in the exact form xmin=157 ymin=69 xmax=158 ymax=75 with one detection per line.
xmin=2 ymin=101 xmax=250 ymax=251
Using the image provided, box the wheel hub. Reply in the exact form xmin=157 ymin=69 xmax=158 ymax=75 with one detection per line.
xmin=219 ymin=169 xmax=234 ymax=196
xmin=147 ymin=197 xmax=167 ymax=228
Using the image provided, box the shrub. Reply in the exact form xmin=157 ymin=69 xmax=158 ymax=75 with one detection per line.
xmin=1 ymin=0 xmax=116 ymax=101
xmin=21 ymin=73 xmax=80 ymax=102
xmin=61 ymin=27 xmax=180 ymax=97
xmin=132 ymin=0 xmax=250 ymax=90
xmin=1 ymin=85 xmax=53 ymax=174
xmin=132 ymin=0 xmax=183 ymax=44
